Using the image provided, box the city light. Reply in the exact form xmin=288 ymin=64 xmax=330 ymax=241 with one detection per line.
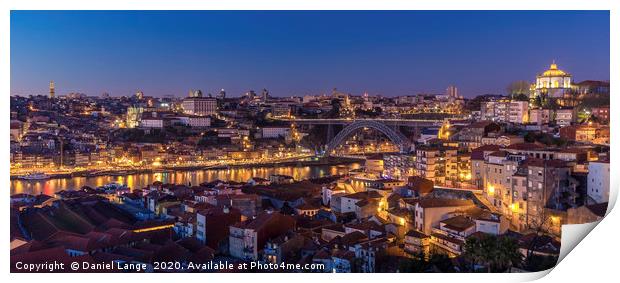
xmin=8 ymin=10 xmax=610 ymax=274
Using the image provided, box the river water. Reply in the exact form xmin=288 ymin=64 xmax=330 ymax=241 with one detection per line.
xmin=10 ymin=163 xmax=361 ymax=196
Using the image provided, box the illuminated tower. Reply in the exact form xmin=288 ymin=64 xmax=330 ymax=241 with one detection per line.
xmin=446 ymin=85 xmax=458 ymax=99
xmin=49 ymin=81 xmax=55 ymax=98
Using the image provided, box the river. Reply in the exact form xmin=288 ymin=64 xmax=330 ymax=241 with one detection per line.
xmin=10 ymin=163 xmax=361 ymax=196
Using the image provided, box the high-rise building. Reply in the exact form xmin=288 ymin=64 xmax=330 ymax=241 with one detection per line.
xmin=135 ymin=91 xmax=144 ymax=100
xmin=446 ymin=85 xmax=458 ymax=99
xmin=49 ymin=81 xmax=55 ymax=98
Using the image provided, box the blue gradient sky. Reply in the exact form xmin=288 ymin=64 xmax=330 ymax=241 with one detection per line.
xmin=11 ymin=11 xmax=609 ymax=98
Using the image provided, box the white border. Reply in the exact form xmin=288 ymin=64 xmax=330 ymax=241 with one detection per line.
xmin=1 ymin=1 xmax=617 ymax=282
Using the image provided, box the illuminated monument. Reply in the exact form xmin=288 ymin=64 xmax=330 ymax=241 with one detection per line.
xmin=532 ymin=61 xmax=572 ymax=99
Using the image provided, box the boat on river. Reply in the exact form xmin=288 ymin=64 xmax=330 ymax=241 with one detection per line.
xmin=19 ymin=172 xmax=51 ymax=180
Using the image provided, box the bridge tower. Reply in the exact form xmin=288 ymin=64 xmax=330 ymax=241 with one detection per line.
xmin=326 ymin=123 xmax=335 ymax=145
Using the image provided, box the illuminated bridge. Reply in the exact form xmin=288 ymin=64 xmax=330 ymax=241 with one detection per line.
xmin=280 ymin=118 xmax=446 ymax=127
xmin=276 ymin=117 xmax=466 ymax=156
xmin=324 ymin=120 xmax=413 ymax=156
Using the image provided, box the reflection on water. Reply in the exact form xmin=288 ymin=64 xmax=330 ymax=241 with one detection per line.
xmin=10 ymin=163 xmax=361 ymax=195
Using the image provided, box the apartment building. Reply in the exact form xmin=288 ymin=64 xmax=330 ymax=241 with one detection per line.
xmin=415 ymin=145 xmax=458 ymax=186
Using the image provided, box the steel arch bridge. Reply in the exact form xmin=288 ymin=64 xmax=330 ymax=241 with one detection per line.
xmin=325 ymin=120 xmax=411 ymax=156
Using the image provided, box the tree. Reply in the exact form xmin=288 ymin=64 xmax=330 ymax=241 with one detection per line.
xmin=323 ymin=99 xmax=342 ymax=119
xmin=494 ymin=236 xmax=522 ymax=272
xmin=545 ymin=97 xmax=559 ymax=110
xmin=531 ymin=95 xmax=543 ymax=108
xmin=463 ymin=237 xmax=485 ymax=271
xmin=523 ymin=211 xmax=556 ymax=270
xmin=428 ymin=252 xmax=454 ymax=272
xmin=463 ymin=234 xmax=522 ymax=272
xmin=506 ymin=80 xmax=531 ymax=97
xmin=513 ymin=93 xmax=529 ymax=101
xmin=398 ymin=252 xmax=432 ymax=272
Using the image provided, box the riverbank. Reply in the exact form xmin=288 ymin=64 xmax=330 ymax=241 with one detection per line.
xmin=11 ymin=160 xmax=362 ymax=195
xmin=11 ymin=156 xmax=363 ymax=181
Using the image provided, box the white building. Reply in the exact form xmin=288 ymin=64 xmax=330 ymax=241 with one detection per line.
xmin=182 ymin=96 xmax=218 ymax=116
xmin=178 ymin=116 xmax=211 ymax=128
xmin=529 ymin=108 xmax=551 ymax=125
xmin=261 ymin=126 xmax=290 ymax=139
xmin=588 ymin=160 xmax=610 ymax=204
xmin=508 ymin=101 xmax=529 ymax=124
xmin=140 ymin=112 xmax=164 ymax=128
xmin=481 ymin=99 xmax=510 ymax=122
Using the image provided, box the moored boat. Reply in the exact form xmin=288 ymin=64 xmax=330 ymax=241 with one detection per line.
xmin=19 ymin=172 xmax=51 ymax=180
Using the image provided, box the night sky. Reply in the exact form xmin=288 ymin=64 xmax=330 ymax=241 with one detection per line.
xmin=10 ymin=11 xmax=610 ymax=98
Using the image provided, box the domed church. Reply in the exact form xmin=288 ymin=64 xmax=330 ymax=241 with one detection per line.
xmin=532 ymin=61 xmax=572 ymax=99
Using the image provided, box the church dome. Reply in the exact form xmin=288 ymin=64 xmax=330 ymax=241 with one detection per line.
xmin=540 ymin=61 xmax=569 ymax=77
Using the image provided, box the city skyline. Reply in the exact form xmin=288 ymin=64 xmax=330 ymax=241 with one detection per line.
xmin=9 ymin=9 xmax=611 ymax=274
xmin=11 ymin=11 xmax=610 ymax=97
